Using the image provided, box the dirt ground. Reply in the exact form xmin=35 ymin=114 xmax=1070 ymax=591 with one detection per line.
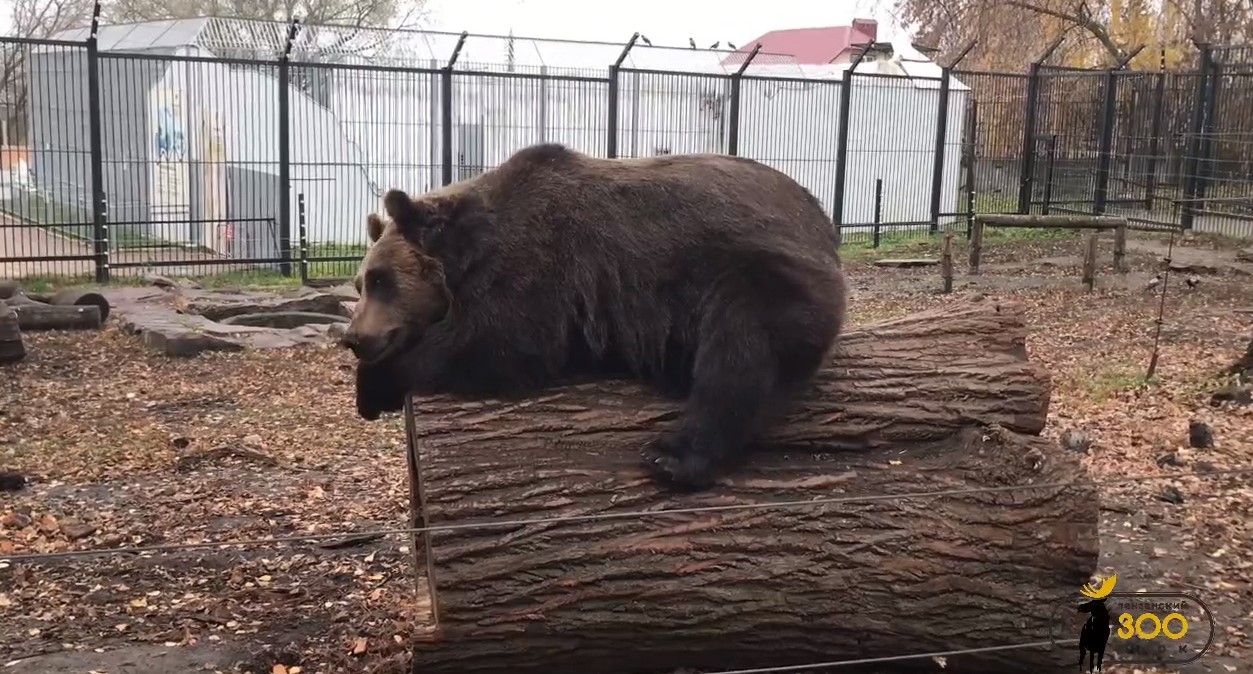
xmin=1 ymin=228 xmax=1251 ymax=674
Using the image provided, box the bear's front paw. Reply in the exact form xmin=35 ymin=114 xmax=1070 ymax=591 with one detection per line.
xmin=641 ymin=433 xmax=718 ymax=492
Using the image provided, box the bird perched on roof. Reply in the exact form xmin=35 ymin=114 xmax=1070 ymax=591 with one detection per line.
xmin=639 ymin=34 xmax=652 ymax=46
xmin=689 ymin=37 xmax=696 ymax=49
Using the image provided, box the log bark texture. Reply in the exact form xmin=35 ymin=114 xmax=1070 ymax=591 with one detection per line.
xmin=407 ymin=299 xmax=1098 ymax=674
xmin=8 ymin=301 xmax=102 ymax=331
xmin=0 ymin=302 xmax=24 ymax=364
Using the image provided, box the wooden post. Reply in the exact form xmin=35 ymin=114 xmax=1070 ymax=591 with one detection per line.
xmin=941 ymin=231 xmax=954 ymax=293
xmin=968 ymin=217 xmax=984 ymax=275
xmin=1083 ymin=233 xmax=1099 ymax=292
xmin=1113 ymin=223 xmax=1127 ymax=274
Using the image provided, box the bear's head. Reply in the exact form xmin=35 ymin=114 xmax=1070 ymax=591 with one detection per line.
xmin=340 ymin=188 xmax=459 ymax=364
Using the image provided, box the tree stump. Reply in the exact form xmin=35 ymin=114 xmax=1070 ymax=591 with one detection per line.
xmin=404 ymin=299 xmax=1098 ymax=674
xmin=0 ymin=302 xmax=25 ymax=364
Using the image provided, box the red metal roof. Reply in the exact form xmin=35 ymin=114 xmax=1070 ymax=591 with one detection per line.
xmin=723 ymin=19 xmax=878 ymax=67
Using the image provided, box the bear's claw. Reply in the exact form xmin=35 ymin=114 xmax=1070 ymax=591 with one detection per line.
xmin=641 ymin=434 xmax=719 ymax=492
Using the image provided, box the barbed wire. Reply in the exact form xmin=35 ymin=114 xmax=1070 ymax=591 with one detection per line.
xmin=4 ymin=465 xmax=1250 ymax=564
xmin=707 ymin=638 xmax=1079 ymax=673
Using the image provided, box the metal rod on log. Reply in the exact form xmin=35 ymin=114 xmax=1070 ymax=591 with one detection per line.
xmin=403 ymin=299 xmax=1097 ymax=674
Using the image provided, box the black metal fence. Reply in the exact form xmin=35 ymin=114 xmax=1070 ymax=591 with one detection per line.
xmin=2 ymin=24 xmax=1252 ymax=284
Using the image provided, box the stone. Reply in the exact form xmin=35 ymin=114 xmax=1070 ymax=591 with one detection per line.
xmin=143 ymin=326 xmax=244 ymax=357
xmin=175 ymin=290 xmax=352 ymax=321
xmin=218 ymin=311 xmax=349 ymax=330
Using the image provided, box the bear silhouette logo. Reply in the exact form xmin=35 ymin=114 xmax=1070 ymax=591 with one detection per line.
xmin=1077 ymin=573 xmax=1117 ymax=673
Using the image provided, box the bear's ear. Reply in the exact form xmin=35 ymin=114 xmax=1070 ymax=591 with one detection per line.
xmin=366 ymin=213 xmax=385 ymax=243
xmin=383 ymin=188 xmax=442 ymax=247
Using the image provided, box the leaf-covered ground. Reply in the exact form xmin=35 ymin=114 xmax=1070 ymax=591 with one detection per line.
xmin=1 ymin=228 xmax=1250 ymax=674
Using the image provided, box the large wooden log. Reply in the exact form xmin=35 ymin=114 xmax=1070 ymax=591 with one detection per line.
xmin=7 ymin=301 xmax=102 ymax=331
xmin=24 ymin=288 xmax=112 ymax=322
xmin=0 ymin=302 xmax=24 ymax=364
xmin=406 ymin=299 xmax=1098 ymax=674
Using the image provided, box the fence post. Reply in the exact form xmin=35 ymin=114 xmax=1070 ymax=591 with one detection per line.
xmin=928 ymin=68 xmax=952 ymax=234
xmin=1195 ymin=56 xmax=1221 ymax=210
xmin=86 ymin=2 xmax=108 ymax=283
xmin=833 ymin=45 xmax=871 ymax=229
xmin=1017 ymin=63 xmax=1043 ymax=214
xmin=607 ymin=33 xmax=640 ymax=159
xmin=277 ymin=19 xmax=300 ymax=278
xmin=928 ymin=40 xmax=975 ymax=235
xmin=1092 ymin=69 xmax=1119 ymax=215
xmin=441 ymin=32 xmax=467 ymax=186
xmin=1144 ymin=53 xmax=1166 ymax=210
xmin=726 ymin=43 xmax=762 ymax=156
xmin=1181 ymin=44 xmax=1213 ymax=230
xmin=964 ymin=99 xmax=978 ymax=238
xmin=1016 ymin=35 xmax=1066 ymax=214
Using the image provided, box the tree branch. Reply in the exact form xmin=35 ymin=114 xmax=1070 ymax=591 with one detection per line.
xmin=1007 ymin=0 xmax=1128 ymax=62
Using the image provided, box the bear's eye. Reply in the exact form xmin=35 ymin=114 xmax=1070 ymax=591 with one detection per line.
xmin=363 ymin=268 xmax=393 ymax=297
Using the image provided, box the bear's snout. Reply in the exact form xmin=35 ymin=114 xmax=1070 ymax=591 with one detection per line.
xmin=339 ymin=327 xmax=401 ymax=364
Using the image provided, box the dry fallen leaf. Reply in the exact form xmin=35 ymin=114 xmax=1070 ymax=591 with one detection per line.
xmin=271 ymin=665 xmax=289 ymax=674
xmin=351 ymin=637 xmax=368 ymax=656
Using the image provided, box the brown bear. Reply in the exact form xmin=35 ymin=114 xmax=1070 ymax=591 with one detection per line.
xmin=343 ymin=143 xmax=847 ymax=491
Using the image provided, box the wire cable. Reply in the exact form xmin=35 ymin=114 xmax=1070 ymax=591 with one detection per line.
xmin=3 ymin=465 xmax=1248 ymax=564
xmin=708 ymin=638 xmax=1080 ymax=673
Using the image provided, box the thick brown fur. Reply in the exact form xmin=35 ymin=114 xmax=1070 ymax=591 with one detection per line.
xmin=344 ymin=143 xmax=847 ymax=491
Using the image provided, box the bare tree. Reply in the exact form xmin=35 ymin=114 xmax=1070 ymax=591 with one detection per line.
xmin=0 ymin=0 xmax=92 ymax=144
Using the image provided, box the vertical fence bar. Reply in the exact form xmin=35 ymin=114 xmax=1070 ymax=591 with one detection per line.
xmin=441 ymin=32 xmax=467 ymax=186
xmin=1195 ymin=58 xmax=1221 ymax=210
xmin=86 ymin=4 xmax=108 ymax=283
xmin=1042 ymin=135 xmax=1057 ymax=215
xmin=833 ymin=46 xmax=870 ymax=228
xmin=297 ymin=192 xmax=308 ymax=284
xmin=277 ymin=19 xmax=300 ymax=278
xmin=607 ymin=33 xmax=639 ymax=159
xmin=1017 ymin=63 xmax=1043 ymax=214
xmin=1144 ymin=57 xmax=1166 ymax=210
xmin=964 ymin=98 xmax=978 ymax=238
xmin=928 ymin=67 xmax=952 ymax=234
xmin=1181 ymin=44 xmax=1213 ymax=230
xmin=726 ymin=43 xmax=762 ymax=156
xmin=1093 ymin=69 xmax=1119 ymax=215
xmin=1015 ymin=35 xmax=1065 ymax=215
xmin=872 ymin=178 xmax=883 ymax=248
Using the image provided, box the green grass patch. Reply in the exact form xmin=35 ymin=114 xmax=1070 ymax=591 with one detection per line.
xmin=9 ymin=242 xmax=366 ymax=293
xmin=1080 ymin=362 xmax=1158 ymax=402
